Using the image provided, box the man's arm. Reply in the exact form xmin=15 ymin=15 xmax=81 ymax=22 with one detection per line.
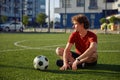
xmin=63 ymin=42 xmax=73 ymax=65
xmin=76 ymin=42 xmax=97 ymax=60
xmin=72 ymin=42 xmax=97 ymax=70
xmin=60 ymin=42 xmax=73 ymax=70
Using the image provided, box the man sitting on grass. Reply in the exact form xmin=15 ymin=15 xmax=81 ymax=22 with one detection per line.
xmin=56 ymin=14 xmax=98 ymax=70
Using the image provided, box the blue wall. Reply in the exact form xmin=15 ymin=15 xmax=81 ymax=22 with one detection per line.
xmin=60 ymin=13 xmax=103 ymax=29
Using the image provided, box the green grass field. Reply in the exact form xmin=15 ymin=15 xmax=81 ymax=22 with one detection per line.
xmin=0 ymin=32 xmax=120 ymax=80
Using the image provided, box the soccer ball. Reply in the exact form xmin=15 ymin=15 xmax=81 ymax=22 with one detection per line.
xmin=33 ymin=55 xmax=49 ymax=70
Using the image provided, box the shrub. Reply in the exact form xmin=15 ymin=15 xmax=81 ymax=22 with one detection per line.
xmin=109 ymin=16 xmax=116 ymax=23
xmin=107 ymin=23 xmax=114 ymax=30
xmin=101 ymin=23 xmax=107 ymax=30
xmin=100 ymin=18 xmax=106 ymax=24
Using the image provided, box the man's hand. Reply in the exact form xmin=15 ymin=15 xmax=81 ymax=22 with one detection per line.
xmin=60 ymin=63 xmax=71 ymax=70
xmin=72 ymin=60 xmax=78 ymax=70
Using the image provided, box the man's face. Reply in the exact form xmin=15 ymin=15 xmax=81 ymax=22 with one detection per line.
xmin=72 ymin=21 xmax=83 ymax=31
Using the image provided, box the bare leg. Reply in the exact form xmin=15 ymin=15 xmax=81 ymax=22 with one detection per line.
xmin=56 ymin=47 xmax=64 ymax=59
xmin=56 ymin=47 xmax=75 ymax=65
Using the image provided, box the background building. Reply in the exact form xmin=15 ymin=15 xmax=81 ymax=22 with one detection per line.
xmin=0 ymin=0 xmax=46 ymax=23
xmin=55 ymin=0 xmax=120 ymax=29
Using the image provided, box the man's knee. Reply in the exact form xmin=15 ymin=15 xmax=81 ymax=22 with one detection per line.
xmin=55 ymin=47 xmax=64 ymax=56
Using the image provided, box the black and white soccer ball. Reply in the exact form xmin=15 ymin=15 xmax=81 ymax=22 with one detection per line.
xmin=33 ymin=55 xmax=49 ymax=70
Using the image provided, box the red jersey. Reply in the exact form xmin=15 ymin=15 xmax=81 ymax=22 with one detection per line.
xmin=68 ymin=31 xmax=97 ymax=55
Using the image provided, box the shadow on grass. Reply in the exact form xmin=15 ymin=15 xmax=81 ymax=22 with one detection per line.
xmin=0 ymin=63 xmax=120 ymax=75
xmin=89 ymin=64 xmax=120 ymax=72
xmin=45 ymin=69 xmax=120 ymax=76
xmin=41 ymin=63 xmax=120 ymax=75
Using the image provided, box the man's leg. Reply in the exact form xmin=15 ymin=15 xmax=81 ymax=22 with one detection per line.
xmin=56 ymin=47 xmax=75 ymax=67
xmin=77 ymin=53 xmax=98 ymax=68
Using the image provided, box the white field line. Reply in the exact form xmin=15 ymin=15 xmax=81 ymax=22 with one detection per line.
xmin=0 ymin=40 xmax=65 ymax=52
xmin=14 ymin=40 xmax=31 ymax=49
xmin=0 ymin=40 xmax=120 ymax=53
xmin=14 ymin=40 xmax=65 ymax=49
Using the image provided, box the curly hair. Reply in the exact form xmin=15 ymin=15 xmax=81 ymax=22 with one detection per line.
xmin=72 ymin=14 xmax=90 ymax=29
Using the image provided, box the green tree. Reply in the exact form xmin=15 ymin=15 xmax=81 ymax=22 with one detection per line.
xmin=100 ymin=17 xmax=108 ymax=34
xmin=36 ymin=13 xmax=46 ymax=32
xmin=0 ymin=15 xmax=8 ymax=23
xmin=109 ymin=16 xmax=116 ymax=23
xmin=22 ymin=15 xmax=29 ymax=27
xmin=99 ymin=18 xmax=106 ymax=24
xmin=109 ymin=16 xmax=120 ymax=24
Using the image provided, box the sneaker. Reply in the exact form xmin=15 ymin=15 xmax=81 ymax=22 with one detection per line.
xmin=82 ymin=63 xmax=85 ymax=68
xmin=77 ymin=63 xmax=86 ymax=68
xmin=56 ymin=59 xmax=63 ymax=67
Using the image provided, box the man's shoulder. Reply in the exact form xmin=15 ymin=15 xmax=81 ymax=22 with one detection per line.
xmin=87 ymin=31 xmax=97 ymax=40
xmin=88 ymin=31 xmax=97 ymax=36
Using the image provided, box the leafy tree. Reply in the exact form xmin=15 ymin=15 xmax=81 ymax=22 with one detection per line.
xmin=100 ymin=17 xmax=108 ymax=34
xmin=36 ymin=13 xmax=46 ymax=31
xmin=110 ymin=16 xmax=120 ymax=24
xmin=0 ymin=15 xmax=8 ymax=23
xmin=109 ymin=16 xmax=116 ymax=23
xmin=22 ymin=15 xmax=29 ymax=27
xmin=36 ymin=13 xmax=46 ymax=27
xmin=99 ymin=18 xmax=106 ymax=24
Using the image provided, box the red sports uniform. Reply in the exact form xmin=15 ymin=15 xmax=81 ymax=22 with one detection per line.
xmin=68 ymin=31 xmax=97 ymax=55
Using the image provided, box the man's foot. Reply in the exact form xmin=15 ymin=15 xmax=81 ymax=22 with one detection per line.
xmin=56 ymin=59 xmax=63 ymax=67
xmin=56 ymin=59 xmax=72 ymax=69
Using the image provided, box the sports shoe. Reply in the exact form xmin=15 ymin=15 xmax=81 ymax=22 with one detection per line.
xmin=81 ymin=63 xmax=85 ymax=68
xmin=56 ymin=59 xmax=63 ymax=67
